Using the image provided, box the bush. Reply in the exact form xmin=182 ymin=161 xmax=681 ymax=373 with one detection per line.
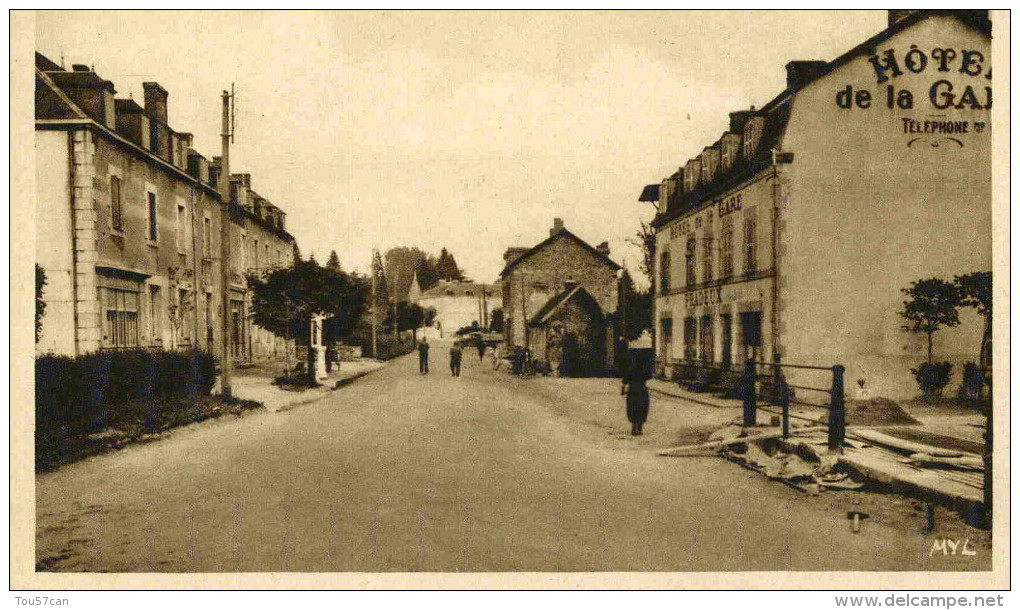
xmin=36 ymin=349 xmax=220 ymax=467
xmin=957 ymin=361 xmax=987 ymax=401
xmin=911 ymin=361 xmax=953 ymax=397
xmin=357 ymin=335 xmax=414 ymax=361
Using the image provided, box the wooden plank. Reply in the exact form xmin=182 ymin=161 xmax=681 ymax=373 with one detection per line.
xmin=658 ymin=426 xmax=826 ymax=457
xmin=849 ymin=429 xmax=979 ymax=459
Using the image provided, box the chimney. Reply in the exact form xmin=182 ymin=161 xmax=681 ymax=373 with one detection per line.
xmin=142 ymin=82 xmax=168 ymax=125
xmin=114 ymin=98 xmax=150 ymax=149
xmin=888 ymin=10 xmax=916 ymax=27
xmin=728 ymin=109 xmax=755 ymax=133
xmin=551 ymin=217 xmax=565 ymax=237
xmin=785 ymin=60 xmax=829 ymax=90
xmin=596 ymin=242 xmax=610 ymax=257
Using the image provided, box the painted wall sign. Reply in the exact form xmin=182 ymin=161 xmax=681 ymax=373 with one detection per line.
xmin=718 ymin=194 xmax=742 ymax=218
xmin=684 ymin=287 xmax=723 ymax=309
xmin=667 ymin=203 xmax=717 ymax=240
xmin=834 ymin=46 xmax=992 ymax=111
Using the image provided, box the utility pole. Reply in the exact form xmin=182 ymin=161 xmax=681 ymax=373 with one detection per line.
xmin=371 ymin=248 xmax=378 ymax=359
xmin=219 ymin=87 xmax=234 ymax=397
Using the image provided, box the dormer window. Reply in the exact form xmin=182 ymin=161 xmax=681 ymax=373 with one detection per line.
xmin=743 ymin=116 xmax=764 ymax=159
xmin=721 ymin=134 xmax=739 ymax=169
xmin=684 ymin=159 xmax=701 ymax=192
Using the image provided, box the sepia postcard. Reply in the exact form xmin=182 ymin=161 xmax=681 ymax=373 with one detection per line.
xmin=9 ymin=8 xmax=1010 ymax=592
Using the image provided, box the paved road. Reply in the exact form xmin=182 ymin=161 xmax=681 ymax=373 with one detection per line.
xmin=36 ymin=349 xmax=985 ymax=572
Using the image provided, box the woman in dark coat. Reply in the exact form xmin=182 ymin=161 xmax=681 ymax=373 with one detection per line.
xmin=621 ymin=347 xmax=653 ymax=436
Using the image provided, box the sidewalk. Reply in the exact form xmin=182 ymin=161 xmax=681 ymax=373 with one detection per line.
xmin=232 ymin=359 xmax=385 ymax=413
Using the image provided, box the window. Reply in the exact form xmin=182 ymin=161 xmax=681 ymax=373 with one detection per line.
xmin=699 ymin=315 xmax=714 ymax=363
xmin=252 ymin=238 xmax=259 ymax=270
xmin=203 ymin=216 xmax=212 ymax=257
xmin=721 ymin=138 xmax=736 ymax=169
xmin=149 ymin=285 xmax=162 ymax=342
xmin=685 ymin=237 xmax=697 ymax=288
xmin=176 ymin=203 xmax=187 ymax=253
xmin=239 ymin=234 xmax=246 ymax=271
xmin=660 ymin=317 xmax=673 ymax=360
xmin=110 ymin=175 xmax=123 ymax=231
xmin=720 ymin=313 xmax=733 ymax=369
xmin=744 ymin=209 xmax=757 ymax=274
xmin=683 ymin=317 xmax=697 ymax=361
xmin=743 ymin=116 xmax=763 ymax=159
xmin=739 ymin=311 xmax=762 ymax=361
xmin=659 ymin=251 xmax=671 ymax=294
xmin=147 ymin=192 xmax=158 ymax=242
xmin=102 ymin=287 xmax=139 ymax=348
xmin=702 ymin=223 xmax=714 ymax=283
xmin=721 ymin=218 xmax=734 ymax=278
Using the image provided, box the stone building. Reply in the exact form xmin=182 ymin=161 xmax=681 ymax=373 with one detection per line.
xmin=640 ymin=10 xmax=991 ymax=399
xmin=500 ymin=218 xmax=622 ymax=375
xmin=409 ymin=276 xmax=494 ymax=339
xmin=35 ymin=52 xmax=297 ymax=364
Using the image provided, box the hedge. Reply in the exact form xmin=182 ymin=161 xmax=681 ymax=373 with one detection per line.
xmin=36 ymin=349 xmax=219 ymax=464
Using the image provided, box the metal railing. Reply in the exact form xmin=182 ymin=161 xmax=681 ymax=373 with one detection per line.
xmin=664 ymin=357 xmax=846 ymax=451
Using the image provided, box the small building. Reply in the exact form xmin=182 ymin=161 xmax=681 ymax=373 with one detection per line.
xmin=35 ymin=52 xmax=297 ymax=364
xmin=640 ymin=10 xmax=992 ymax=399
xmin=500 ymin=218 xmax=622 ymax=375
xmin=410 ymin=276 xmax=495 ymax=339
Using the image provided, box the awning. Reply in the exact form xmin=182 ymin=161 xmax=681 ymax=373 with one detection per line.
xmin=639 ymin=184 xmax=660 ymax=202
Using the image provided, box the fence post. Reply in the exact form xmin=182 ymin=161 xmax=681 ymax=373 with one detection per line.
xmin=742 ymin=358 xmax=756 ymax=427
xmin=828 ymin=364 xmax=846 ymax=453
xmin=780 ymin=380 xmax=790 ymax=439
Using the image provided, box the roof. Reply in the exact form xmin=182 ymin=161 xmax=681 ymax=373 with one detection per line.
xmin=419 ymin=280 xmax=495 ymax=299
xmin=528 ymin=284 xmax=603 ymax=326
xmin=499 ymin=228 xmax=621 ymax=277
xmin=647 ymin=10 xmax=992 ymax=229
xmin=639 ymin=184 xmax=660 ymax=202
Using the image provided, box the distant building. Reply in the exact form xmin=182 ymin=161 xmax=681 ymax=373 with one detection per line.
xmin=410 ymin=276 xmax=494 ymax=339
xmin=35 ymin=52 xmax=296 ymax=363
xmin=640 ymin=10 xmax=991 ymax=399
xmin=500 ymin=218 xmax=622 ymax=375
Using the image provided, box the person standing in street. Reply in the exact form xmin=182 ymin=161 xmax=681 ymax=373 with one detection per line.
xmin=622 ymin=335 xmax=654 ymax=436
xmin=449 ymin=341 xmax=463 ymax=377
xmin=475 ymin=335 xmax=486 ymax=361
xmin=418 ymin=337 xmax=430 ymax=374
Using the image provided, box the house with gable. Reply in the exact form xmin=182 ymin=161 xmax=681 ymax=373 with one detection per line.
xmin=500 ymin=218 xmax=622 ymax=376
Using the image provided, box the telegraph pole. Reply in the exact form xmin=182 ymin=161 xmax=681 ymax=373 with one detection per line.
xmin=371 ymin=248 xmax=378 ymax=359
xmin=219 ymin=87 xmax=234 ymax=397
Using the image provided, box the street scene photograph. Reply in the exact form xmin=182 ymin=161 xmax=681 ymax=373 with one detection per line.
xmin=14 ymin=8 xmax=1006 ymax=589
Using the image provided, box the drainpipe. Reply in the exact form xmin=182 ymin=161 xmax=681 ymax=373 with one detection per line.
xmin=769 ymin=161 xmax=782 ymax=364
xmin=67 ymin=130 xmax=81 ymax=356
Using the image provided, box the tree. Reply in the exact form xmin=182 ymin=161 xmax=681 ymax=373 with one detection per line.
xmin=292 ymin=242 xmax=303 ymax=266
xmin=435 ymin=247 xmax=465 ymax=282
xmin=955 ymin=271 xmax=992 ymax=375
xmin=620 ymin=269 xmax=652 ymax=341
xmin=326 ymin=250 xmax=342 ymax=272
xmin=384 ymin=246 xmax=429 ymax=302
xmin=35 ymin=264 xmax=47 ymax=343
xmin=900 ymin=278 xmax=962 ymax=364
xmin=247 ymin=258 xmax=370 ymax=378
xmin=394 ymin=302 xmax=436 ymax=342
xmin=627 ymin=221 xmax=656 ymax=292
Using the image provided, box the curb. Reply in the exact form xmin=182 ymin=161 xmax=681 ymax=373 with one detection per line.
xmin=272 ymin=364 xmax=386 ymax=413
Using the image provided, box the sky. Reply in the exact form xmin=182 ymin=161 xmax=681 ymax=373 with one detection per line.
xmin=35 ymin=10 xmax=886 ymax=284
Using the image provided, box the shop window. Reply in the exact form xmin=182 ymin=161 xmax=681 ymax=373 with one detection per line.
xmin=102 ymin=287 xmax=140 ymax=349
xmin=740 ymin=311 xmax=762 ymax=361
xmin=659 ymin=251 xmax=671 ymax=294
xmin=744 ymin=209 xmax=757 ymax=275
xmin=685 ymin=237 xmax=697 ymax=288
xmin=699 ymin=314 xmax=714 ymax=363
xmin=721 ymin=218 xmax=734 ymax=278
xmin=683 ymin=317 xmax=697 ymax=361
xmin=110 ymin=175 xmax=123 ymax=232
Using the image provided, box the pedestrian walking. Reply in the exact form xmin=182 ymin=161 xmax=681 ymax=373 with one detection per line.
xmin=418 ymin=337 xmax=430 ymax=374
xmin=449 ymin=341 xmax=463 ymax=377
xmin=622 ymin=334 xmax=654 ymax=436
xmin=476 ymin=335 xmax=486 ymax=361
